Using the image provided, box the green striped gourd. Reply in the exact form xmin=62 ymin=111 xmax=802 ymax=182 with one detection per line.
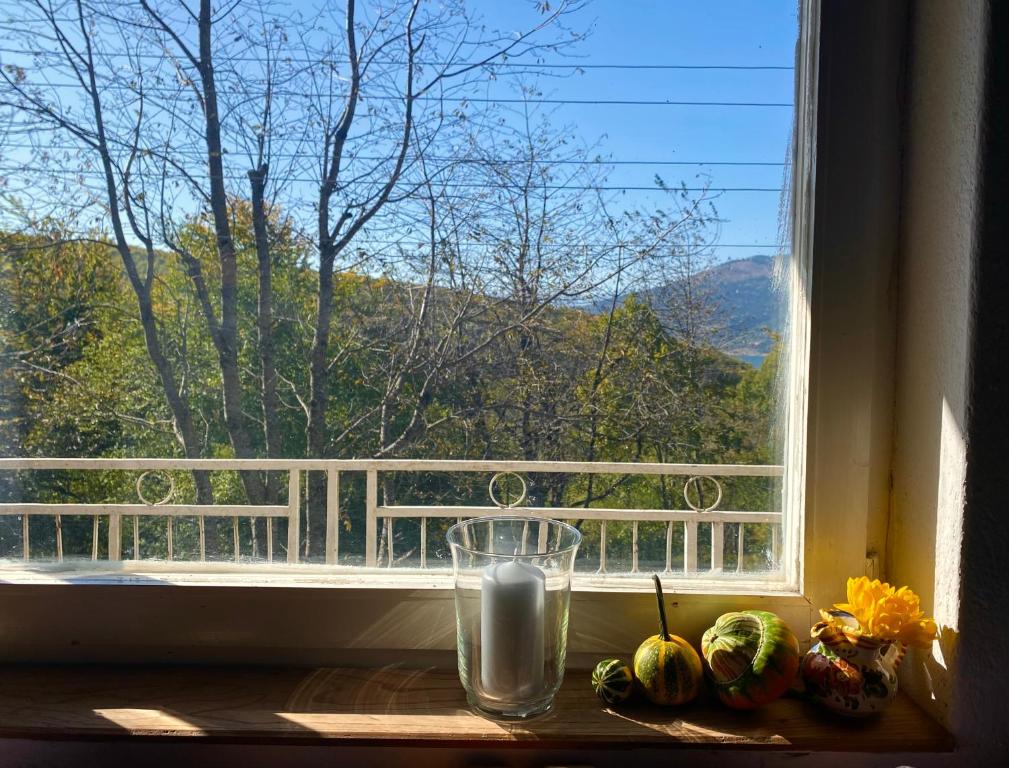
xmin=701 ymin=610 xmax=800 ymax=709
xmin=632 ymin=575 xmax=703 ymax=706
xmin=591 ymin=658 xmax=634 ymax=705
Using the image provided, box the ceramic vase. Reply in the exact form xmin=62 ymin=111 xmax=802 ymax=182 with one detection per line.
xmin=800 ymin=610 xmax=905 ymax=717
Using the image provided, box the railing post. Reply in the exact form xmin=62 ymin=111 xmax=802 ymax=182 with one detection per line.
xmin=231 ymin=518 xmax=239 ymax=562
xmin=420 ymin=517 xmax=427 ymax=569
xmin=287 ymin=469 xmax=300 ymax=564
xmin=711 ymin=522 xmax=724 ymax=573
xmin=631 ymin=521 xmax=639 ymax=573
xmin=365 ymin=469 xmax=378 ymax=567
xmin=325 ymin=469 xmax=340 ymax=565
xmin=266 ymin=519 xmax=273 ymax=563
xmin=537 ymin=519 xmax=549 ymax=552
xmin=56 ymin=513 xmax=63 ymax=562
xmin=664 ymin=520 xmax=673 ymax=572
xmin=736 ymin=524 xmax=746 ymax=572
xmin=197 ymin=516 xmax=205 ymax=562
xmin=598 ymin=520 xmax=607 ymax=573
xmin=684 ymin=521 xmax=698 ymax=573
xmin=108 ymin=513 xmax=121 ymax=562
xmin=386 ymin=518 xmax=394 ymax=567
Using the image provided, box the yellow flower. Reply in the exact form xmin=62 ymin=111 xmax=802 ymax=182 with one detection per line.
xmin=832 ymin=576 xmax=937 ymax=648
xmin=897 ymin=617 xmax=939 ymax=649
xmin=834 ymin=577 xmax=892 ymax=628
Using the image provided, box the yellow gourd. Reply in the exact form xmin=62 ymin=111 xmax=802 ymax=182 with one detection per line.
xmin=632 ymin=574 xmax=703 ymax=706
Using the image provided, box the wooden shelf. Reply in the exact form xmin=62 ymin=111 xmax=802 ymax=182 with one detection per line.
xmin=0 ymin=664 xmax=952 ymax=752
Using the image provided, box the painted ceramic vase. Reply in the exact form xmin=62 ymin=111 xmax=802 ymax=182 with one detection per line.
xmin=800 ymin=610 xmax=906 ymax=717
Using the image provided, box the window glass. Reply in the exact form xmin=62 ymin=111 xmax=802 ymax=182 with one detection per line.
xmin=0 ymin=0 xmax=801 ymax=580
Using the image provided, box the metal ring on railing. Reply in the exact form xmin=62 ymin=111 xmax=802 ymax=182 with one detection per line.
xmin=683 ymin=475 xmax=722 ymax=513
xmin=136 ymin=470 xmax=175 ymax=506
xmin=488 ymin=471 xmax=528 ymax=509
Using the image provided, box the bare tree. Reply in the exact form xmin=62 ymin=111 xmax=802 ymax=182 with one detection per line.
xmin=1 ymin=0 xmax=588 ymax=559
xmin=0 ymin=0 xmax=217 ymax=504
xmin=2 ymin=0 xmax=734 ymax=569
xmin=350 ymin=97 xmax=718 ymax=559
xmin=133 ymin=0 xmax=286 ymax=506
xmin=293 ymin=0 xmax=585 ymax=554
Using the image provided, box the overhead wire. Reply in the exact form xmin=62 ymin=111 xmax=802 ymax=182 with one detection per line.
xmin=0 ymin=46 xmax=794 ymax=70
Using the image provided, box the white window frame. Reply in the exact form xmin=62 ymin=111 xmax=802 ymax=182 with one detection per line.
xmin=0 ymin=0 xmax=905 ymax=662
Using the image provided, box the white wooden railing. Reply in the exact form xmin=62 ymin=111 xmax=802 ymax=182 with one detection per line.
xmin=0 ymin=458 xmax=783 ymax=574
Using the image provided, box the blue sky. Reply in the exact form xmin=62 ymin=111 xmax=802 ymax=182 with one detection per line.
xmin=1 ymin=0 xmax=798 ymax=262
xmin=456 ymin=0 xmax=799 ymax=259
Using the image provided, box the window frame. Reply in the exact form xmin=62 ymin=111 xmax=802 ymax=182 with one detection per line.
xmin=0 ymin=0 xmax=906 ymax=662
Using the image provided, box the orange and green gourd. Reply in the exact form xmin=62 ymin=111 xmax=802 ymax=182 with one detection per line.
xmin=632 ymin=574 xmax=703 ymax=706
xmin=591 ymin=658 xmax=635 ymax=705
xmin=701 ymin=610 xmax=800 ymax=709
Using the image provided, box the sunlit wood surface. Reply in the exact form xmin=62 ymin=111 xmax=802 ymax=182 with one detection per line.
xmin=0 ymin=665 xmax=951 ymax=752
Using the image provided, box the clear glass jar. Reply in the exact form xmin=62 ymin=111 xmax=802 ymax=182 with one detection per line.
xmin=446 ymin=515 xmax=581 ymax=719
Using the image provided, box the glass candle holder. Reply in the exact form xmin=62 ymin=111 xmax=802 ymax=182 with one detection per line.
xmin=447 ymin=515 xmax=581 ymax=719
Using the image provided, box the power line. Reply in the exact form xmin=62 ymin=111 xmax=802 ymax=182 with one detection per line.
xmin=437 ymin=97 xmax=792 ymax=107
xmin=7 ymin=80 xmax=793 ymax=108
xmin=339 ymin=240 xmax=789 ymax=250
xmin=0 ymin=47 xmax=794 ymax=71
xmin=0 ymin=233 xmax=788 ymax=252
xmin=1 ymin=144 xmax=786 ymax=167
xmin=0 ymin=167 xmax=783 ymax=192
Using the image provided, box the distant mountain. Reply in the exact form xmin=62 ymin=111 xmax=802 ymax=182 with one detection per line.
xmin=593 ymin=255 xmax=783 ymax=366
xmin=690 ymin=254 xmax=782 ymax=366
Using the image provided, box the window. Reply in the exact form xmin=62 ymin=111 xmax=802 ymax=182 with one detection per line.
xmin=0 ymin=0 xmax=847 ymax=605
xmin=0 ymin=0 xmax=913 ymax=663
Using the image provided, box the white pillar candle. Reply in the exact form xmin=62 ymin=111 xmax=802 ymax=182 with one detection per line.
xmin=480 ymin=559 xmax=546 ymax=700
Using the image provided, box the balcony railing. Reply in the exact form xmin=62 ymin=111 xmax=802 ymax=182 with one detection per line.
xmin=0 ymin=458 xmax=784 ymax=576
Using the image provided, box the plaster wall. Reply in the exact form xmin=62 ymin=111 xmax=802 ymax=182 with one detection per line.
xmin=888 ymin=0 xmax=984 ymax=732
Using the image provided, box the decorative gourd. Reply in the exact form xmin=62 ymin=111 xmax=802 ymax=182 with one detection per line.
xmin=701 ymin=610 xmax=800 ymax=709
xmin=591 ymin=658 xmax=634 ymax=705
xmin=633 ymin=574 xmax=703 ymax=706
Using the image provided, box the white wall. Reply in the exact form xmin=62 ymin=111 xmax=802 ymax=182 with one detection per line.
xmin=888 ymin=0 xmax=985 ymax=735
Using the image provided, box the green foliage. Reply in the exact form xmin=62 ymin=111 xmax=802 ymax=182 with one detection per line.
xmin=0 ymin=214 xmax=784 ymax=567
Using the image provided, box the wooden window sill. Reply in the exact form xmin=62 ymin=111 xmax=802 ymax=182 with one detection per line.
xmin=0 ymin=664 xmax=952 ymax=753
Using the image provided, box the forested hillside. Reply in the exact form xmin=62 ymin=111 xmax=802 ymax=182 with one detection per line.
xmin=0 ymin=220 xmax=782 ymax=568
xmin=591 ymin=255 xmax=782 ymax=367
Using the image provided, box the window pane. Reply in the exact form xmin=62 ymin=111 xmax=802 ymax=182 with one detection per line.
xmin=0 ymin=0 xmax=803 ymax=581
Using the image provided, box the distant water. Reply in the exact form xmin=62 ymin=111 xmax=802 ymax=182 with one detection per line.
xmin=736 ymin=354 xmax=766 ymax=368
